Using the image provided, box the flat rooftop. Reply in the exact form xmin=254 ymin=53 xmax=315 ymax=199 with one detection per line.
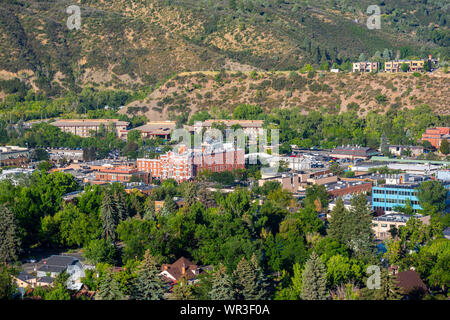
xmin=52 ymin=119 xmax=129 ymax=126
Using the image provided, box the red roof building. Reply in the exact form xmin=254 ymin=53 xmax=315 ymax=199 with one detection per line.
xmin=421 ymin=127 xmax=450 ymax=149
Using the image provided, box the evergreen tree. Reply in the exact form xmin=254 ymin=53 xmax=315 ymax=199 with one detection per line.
xmin=327 ymin=197 xmax=347 ymax=243
xmin=0 ymin=204 xmax=21 ymax=264
xmin=182 ymin=182 xmax=198 ymax=207
xmin=162 ymin=195 xmax=178 ymax=215
xmin=380 ymin=133 xmax=389 ymax=155
xmin=209 ymin=264 xmax=236 ymax=300
xmin=233 ymin=254 xmax=270 ymax=300
xmin=96 ymin=271 xmax=126 ymax=300
xmin=131 ymin=250 xmax=166 ymax=300
xmin=115 ymin=190 xmax=129 ymax=221
xmin=346 ymin=194 xmax=375 ymax=257
xmin=0 ymin=263 xmax=16 ymax=299
xmin=170 ymin=276 xmax=193 ymax=300
xmin=301 ymin=252 xmax=328 ymax=300
xmin=101 ymin=191 xmax=118 ymax=242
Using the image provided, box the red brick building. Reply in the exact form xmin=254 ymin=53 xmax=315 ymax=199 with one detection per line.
xmin=137 ymin=145 xmax=245 ymax=182
xmin=328 ymin=182 xmax=372 ymax=197
xmin=421 ymin=127 xmax=450 ymax=149
xmin=94 ymin=166 xmax=150 ymax=184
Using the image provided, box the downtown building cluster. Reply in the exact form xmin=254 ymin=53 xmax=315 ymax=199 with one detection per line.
xmin=137 ymin=143 xmax=245 ymax=182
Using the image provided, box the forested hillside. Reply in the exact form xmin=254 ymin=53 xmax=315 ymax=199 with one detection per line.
xmin=0 ymin=0 xmax=448 ymax=96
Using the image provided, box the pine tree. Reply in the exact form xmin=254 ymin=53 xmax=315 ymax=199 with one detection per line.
xmin=327 ymin=197 xmax=347 ymax=243
xmin=209 ymin=264 xmax=236 ymax=300
xmin=301 ymin=252 xmax=328 ymax=300
xmin=162 ymin=195 xmax=178 ymax=215
xmin=115 ymin=190 xmax=129 ymax=221
xmin=170 ymin=276 xmax=193 ymax=300
xmin=182 ymin=182 xmax=198 ymax=207
xmin=373 ymin=270 xmax=402 ymax=300
xmin=101 ymin=191 xmax=118 ymax=242
xmin=131 ymin=250 xmax=166 ymax=300
xmin=96 ymin=271 xmax=126 ymax=300
xmin=0 ymin=204 xmax=21 ymax=264
xmin=233 ymin=254 xmax=270 ymax=300
xmin=380 ymin=133 xmax=389 ymax=155
xmin=346 ymin=193 xmax=375 ymax=257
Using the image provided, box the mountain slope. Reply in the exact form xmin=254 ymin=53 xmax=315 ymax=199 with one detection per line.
xmin=0 ymin=0 xmax=448 ymax=95
xmin=119 ymin=70 xmax=450 ymax=121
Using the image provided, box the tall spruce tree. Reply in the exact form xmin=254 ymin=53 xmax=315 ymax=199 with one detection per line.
xmin=131 ymin=250 xmax=166 ymax=300
xmin=101 ymin=191 xmax=118 ymax=242
xmin=209 ymin=264 xmax=236 ymax=300
xmin=380 ymin=133 xmax=389 ymax=155
xmin=96 ymin=271 xmax=126 ymax=300
xmin=301 ymin=252 xmax=328 ymax=300
xmin=115 ymin=190 xmax=129 ymax=221
xmin=0 ymin=204 xmax=21 ymax=264
xmin=346 ymin=193 xmax=375 ymax=257
xmin=327 ymin=197 xmax=347 ymax=243
xmin=233 ymin=254 xmax=270 ymax=300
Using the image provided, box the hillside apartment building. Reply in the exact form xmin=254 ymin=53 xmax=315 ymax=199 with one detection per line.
xmin=51 ymin=119 xmax=129 ymax=139
xmin=352 ymin=62 xmax=381 ymax=73
xmin=137 ymin=143 xmax=245 ymax=182
xmin=384 ymin=59 xmax=425 ymax=73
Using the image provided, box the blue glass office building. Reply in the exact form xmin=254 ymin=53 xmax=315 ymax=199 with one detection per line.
xmin=372 ymin=184 xmax=422 ymax=212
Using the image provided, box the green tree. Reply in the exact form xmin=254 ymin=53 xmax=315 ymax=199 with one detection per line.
xmin=0 ymin=264 xmax=16 ymax=299
xmin=131 ymin=250 xmax=166 ymax=300
xmin=84 ymin=239 xmax=116 ymax=264
xmin=101 ymin=191 xmax=118 ymax=242
xmin=329 ymin=163 xmax=344 ymax=177
xmin=327 ymin=197 xmax=347 ymax=243
xmin=45 ymin=284 xmax=71 ymax=300
xmin=417 ymin=180 xmax=448 ymax=212
xmin=0 ymin=204 xmax=21 ymax=264
xmin=345 ymin=193 xmax=375 ymax=257
xmin=31 ymin=148 xmax=49 ymax=161
xmin=96 ymin=270 xmax=126 ymax=300
xmin=161 ymin=195 xmax=178 ymax=215
xmin=304 ymin=184 xmax=329 ymax=212
xmin=209 ymin=264 xmax=236 ymax=300
xmin=401 ymin=63 xmax=410 ymax=72
xmin=233 ymin=254 xmax=270 ymax=300
xmin=180 ymin=182 xmax=198 ymax=207
xmin=170 ymin=276 xmax=193 ymax=300
xmin=301 ymin=252 xmax=328 ymax=300
xmin=439 ymin=139 xmax=450 ymax=155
